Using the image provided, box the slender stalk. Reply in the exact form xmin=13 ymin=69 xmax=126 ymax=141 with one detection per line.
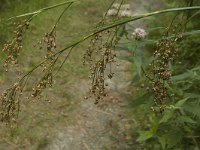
xmin=54 ymin=47 xmax=74 ymax=76
xmin=50 ymin=2 xmax=73 ymax=34
xmin=6 ymin=0 xmax=78 ymax=21
xmin=103 ymin=0 xmax=116 ymax=19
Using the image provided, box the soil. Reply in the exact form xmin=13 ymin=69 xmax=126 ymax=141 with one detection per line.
xmin=47 ymin=57 xmax=134 ymax=150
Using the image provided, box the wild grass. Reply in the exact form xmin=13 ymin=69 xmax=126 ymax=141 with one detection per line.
xmin=0 ymin=0 xmax=200 ymax=149
xmin=0 ymin=0 xmax=111 ymax=149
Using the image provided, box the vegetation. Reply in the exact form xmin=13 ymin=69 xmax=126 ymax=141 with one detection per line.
xmin=0 ymin=0 xmax=200 ymax=149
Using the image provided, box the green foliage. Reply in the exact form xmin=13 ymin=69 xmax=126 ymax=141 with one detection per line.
xmin=119 ymin=1 xmax=200 ymax=149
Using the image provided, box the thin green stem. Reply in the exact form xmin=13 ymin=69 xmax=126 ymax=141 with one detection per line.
xmin=54 ymin=47 xmax=74 ymax=76
xmin=6 ymin=0 xmax=77 ymax=21
xmin=50 ymin=2 xmax=73 ymax=35
xmin=103 ymin=0 xmax=116 ymax=19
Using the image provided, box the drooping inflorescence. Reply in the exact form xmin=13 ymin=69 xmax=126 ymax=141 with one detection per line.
xmin=2 ymin=17 xmax=33 ymax=71
xmin=31 ymin=44 xmax=56 ymax=98
xmin=0 ymin=3 xmax=70 ymax=122
xmin=83 ymin=29 xmax=119 ymax=104
xmin=83 ymin=2 xmax=127 ymax=104
xmin=31 ymin=32 xmax=57 ymax=98
xmin=0 ymin=82 xmax=24 ymax=122
xmin=144 ymin=27 xmax=181 ymax=113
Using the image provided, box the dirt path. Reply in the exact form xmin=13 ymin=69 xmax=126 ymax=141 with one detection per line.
xmin=47 ymin=57 xmax=134 ymax=150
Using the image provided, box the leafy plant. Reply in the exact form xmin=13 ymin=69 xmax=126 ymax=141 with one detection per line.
xmin=120 ymin=1 xmax=200 ymax=149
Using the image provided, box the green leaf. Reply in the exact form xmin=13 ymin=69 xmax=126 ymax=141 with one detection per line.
xmin=137 ymin=118 xmax=158 ymax=142
xmin=158 ymin=136 xmax=166 ymax=149
xmin=164 ymin=130 xmax=183 ymax=148
xmin=137 ymin=130 xmax=154 ymax=142
xmin=178 ymin=116 xmax=196 ymax=124
xmin=175 ymin=97 xmax=189 ymax=107
xmin=183 ymin=103 xmax=200 ymax=117
xmin=185 ymin=93 xmax=200 ymax=99
xmin=158 ymin=129 xmax=183 ymax=149
xmin=134 ymin=54 xmax=143 ymax=77
xmin=159 ymin=110 xmax=174 ymax=123
xmin=171 ymin=71 xmax=193 ymax=81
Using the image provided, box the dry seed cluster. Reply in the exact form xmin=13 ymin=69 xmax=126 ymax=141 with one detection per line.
xmin=32 ymin=41 xmax=56 ymax=97
xmin=145 ymin=30 xmax=181 ymax=113
xmin=38 ymin=31 xmax=57 ymax=51
xmin=32 ymin=28 xmax=57 ymax=97
xmin=0 ymin=6 xmax=66 ymax=123
xmin=0 ymin=82 xmax=23 ymax=122
xmin=83 ymin=28 xmax=120 ymax=104
xmin=82 ymin=1 xmax=125 ymax=104
xmin=31 ymin=70 xmax=53 ymax=98
xmin=2 ymin=19 xmax=31 ymax=70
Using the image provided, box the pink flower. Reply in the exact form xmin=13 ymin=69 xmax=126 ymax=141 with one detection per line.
xmin=132 ymin=28 xmax=147 ymax=40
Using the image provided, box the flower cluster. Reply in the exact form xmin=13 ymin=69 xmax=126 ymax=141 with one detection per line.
xmin=132 ymin=28 xmax=147 ymax=40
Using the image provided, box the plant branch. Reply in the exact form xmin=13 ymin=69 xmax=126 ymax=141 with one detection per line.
xmin=5 ymin=0 xmax=78 ymax=21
